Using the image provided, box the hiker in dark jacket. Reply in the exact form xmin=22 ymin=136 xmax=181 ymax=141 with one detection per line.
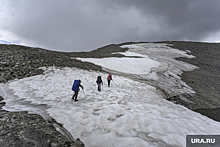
xmin=96 ymin=76 xmax=103 ymax=91
xmin=107 ymin=74 xmax=113 ymax=87
xmin=72 ymin=80 xmax=83 ymax=101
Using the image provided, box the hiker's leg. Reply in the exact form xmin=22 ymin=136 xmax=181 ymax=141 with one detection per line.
xmin=108 ymin=80 xmax=110 ymax=87
xmin=75 ymin=91 xmax=78 ymax=101
xmin=72 ymin=92 xmax=76 ymax=100
xmin=98 ymin=83 xmax=101 ymax=91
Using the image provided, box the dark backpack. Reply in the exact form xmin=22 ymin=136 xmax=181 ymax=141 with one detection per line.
xmin=96 ymin=76 xmax=102 ymax=84
xmin=72 ymin=80 xmax=80 ymax=91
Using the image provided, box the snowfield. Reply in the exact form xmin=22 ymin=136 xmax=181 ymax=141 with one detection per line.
xmin=1 ymin=43 xmax=220 ymax=147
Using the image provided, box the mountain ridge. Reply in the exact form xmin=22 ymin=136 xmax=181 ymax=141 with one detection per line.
xmin=0 ymin=41 xmax=220 ymax=146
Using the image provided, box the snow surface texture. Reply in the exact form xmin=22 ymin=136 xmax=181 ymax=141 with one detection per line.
xmin=1 ymin=43 xmax=219 ymax=147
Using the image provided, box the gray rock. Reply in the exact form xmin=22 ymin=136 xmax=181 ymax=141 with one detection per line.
xmin=0 ymin=96 xmax=3 ymax=101
xmin=0 ymin=62 xmax=9 ymax=67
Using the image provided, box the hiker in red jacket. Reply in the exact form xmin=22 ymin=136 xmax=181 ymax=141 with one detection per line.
xmin=107 ymin=74 xmax=113 ymax=87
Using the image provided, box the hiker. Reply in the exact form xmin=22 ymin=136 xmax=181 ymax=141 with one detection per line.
xmin=107 ymin=74 xmax=113 ymax=87
xmin=96 ymin=76 xmax=103 ymax=91
xmin=72 ymin=80 xmax=83 ymax=101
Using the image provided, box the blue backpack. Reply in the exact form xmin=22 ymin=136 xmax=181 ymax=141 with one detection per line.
xmin=72 ymin=80 xmax=80 ymax=91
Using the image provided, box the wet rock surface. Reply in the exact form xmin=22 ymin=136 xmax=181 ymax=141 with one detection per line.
xmin=0 ymin=41 xmax=220 ymax=146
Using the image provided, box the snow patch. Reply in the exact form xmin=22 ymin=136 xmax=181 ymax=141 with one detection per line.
xmin=2 ymin=67 xmax=220 ymax=147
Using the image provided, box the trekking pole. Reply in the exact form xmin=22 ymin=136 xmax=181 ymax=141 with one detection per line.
xmin=83 ymin=89 xmax=86 ymax=98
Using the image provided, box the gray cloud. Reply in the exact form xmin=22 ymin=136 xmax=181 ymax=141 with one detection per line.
xmin=0 ymin=0 xmax=220 ymax=52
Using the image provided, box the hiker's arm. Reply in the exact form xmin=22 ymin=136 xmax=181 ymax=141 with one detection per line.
xmin=79 ymin=84 xmax=83 ymax=89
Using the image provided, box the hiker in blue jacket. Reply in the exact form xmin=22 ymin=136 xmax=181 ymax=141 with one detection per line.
xmin=72 ymin=80 xmax=83 ymax=101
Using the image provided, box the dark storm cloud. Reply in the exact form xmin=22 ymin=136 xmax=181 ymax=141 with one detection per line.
xmin=0 ymin=0 xmax=220 ymax=52
xmin=97 ymin=0 xmax=220 ymax=39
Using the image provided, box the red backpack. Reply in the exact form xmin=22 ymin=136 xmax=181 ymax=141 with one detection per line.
xmin=107 ymin=74 xmax=112 ymax=80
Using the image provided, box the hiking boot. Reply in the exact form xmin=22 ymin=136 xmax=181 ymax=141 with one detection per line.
xmin=75 ymin=99 xmax=78 ymax=102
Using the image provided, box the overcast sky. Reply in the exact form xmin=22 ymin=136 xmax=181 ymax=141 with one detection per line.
xmin=0 ymin=0 xmax=220 ymax=52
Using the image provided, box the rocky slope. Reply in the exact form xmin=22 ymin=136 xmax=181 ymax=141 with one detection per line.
xmin=0 ymin=100 xmax=83 ymax=147
xmin=172 ymin=42 xmax=220 ymax=108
